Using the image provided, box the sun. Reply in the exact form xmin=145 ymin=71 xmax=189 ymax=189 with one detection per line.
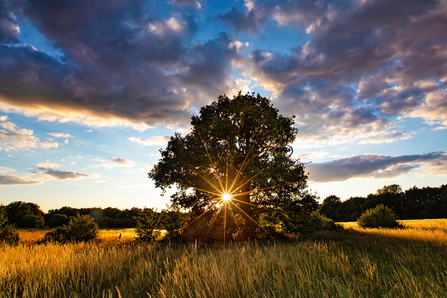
xmin=222 ymin=193 xmax=232 ymax=201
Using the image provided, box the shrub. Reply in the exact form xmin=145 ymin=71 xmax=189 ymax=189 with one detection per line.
xmin=357 ymin=204 xmax=401 ymax=228
xmin=135 ymin=208 xmax=162 ymax=242
xmin=43 ymin=214 xmax=98 ymax=243
xmin=0 ymin=206 xmax=19 ymax=245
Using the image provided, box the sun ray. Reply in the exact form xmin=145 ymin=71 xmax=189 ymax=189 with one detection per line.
xmin=203 ymin=202 xmax=223 ymax=241
xmin=227 ymin=111 xmax=272 ymax=194
xmin=230 ymin=198 xmax=258 ymax=207
xmin=181 ymin=199 xmax=222 ymax=231
xmin=229 ymin=172 xmax=261 ymax=196
xmin=179 ymin=157 xmax=223 ymax=195
xmin=228 ymin=200 xmax=265 ymax=230
xmin=227 ymin=201 xmax=242 ymax=232
xmin=223 ymin=201 xmax=227 ymax=244
xmin=197 ymin=130 xmax=226 ymax=193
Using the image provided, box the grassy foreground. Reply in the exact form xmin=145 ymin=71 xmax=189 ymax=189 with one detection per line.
xmin=1 ymin=220 xmax=447 ymax=298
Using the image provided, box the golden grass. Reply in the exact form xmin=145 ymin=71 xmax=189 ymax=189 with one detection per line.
xmin=339 ymin=219 xmax=447 ymax=245
xmin=1 ymin=220 xmax=446 ymax=298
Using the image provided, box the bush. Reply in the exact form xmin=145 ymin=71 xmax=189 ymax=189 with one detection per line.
xmin=0 ymin=206 xmax=19 ymax=245
xmin=43 ymin=214 xmax=98 ymax=243
xmin=135 ymin=209 xmax=161 ymax=242
xmin=357 ymin=204 xmax=401 ymax=228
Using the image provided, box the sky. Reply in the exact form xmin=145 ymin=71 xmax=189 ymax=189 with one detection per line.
xmin=1 ymin=0 xmax=446 ymax=212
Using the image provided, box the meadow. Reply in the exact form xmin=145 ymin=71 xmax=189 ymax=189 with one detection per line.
xmin=1 ymin=220 xmax=446 ymax=298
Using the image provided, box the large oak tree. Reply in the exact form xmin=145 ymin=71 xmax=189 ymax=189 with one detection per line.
xmin=149 ymin=92 xmax=312 ymax=240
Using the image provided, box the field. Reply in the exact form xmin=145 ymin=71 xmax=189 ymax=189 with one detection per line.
xmin=1 ymin=220 xmax=447 ymax=298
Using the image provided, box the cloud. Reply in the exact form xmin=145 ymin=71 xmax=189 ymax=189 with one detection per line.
xmin=236 ymin=0 xmax=447 ymax=146
xmin=358 ymin=131 xmax=414 ymax=145
xmin=0 ymin=1 xmax=20 ymax=43
xmin=37 ymin=161 xmax=59 ymax=169
xmin=0 ymin=117 xmax=58 ymax=151
xmin=0 ymin=174 xmax=41 ymax=185
xmin=0 ymin=166 xmax=15 ymax=173
xmin=93 ymin=157 xmax=134 ymax=169
xmin=0 ymin=1 xmax=248 ymax=131
xmin=218 ymin=1 xmax=269 ymax=34
xmin=32 ymin=163 xmax=92 ymax=180
xmin=38 ymin=169 xmax=92 ymax=180
xmin=0 ymin=0 xmax=445 ymax=148
xmin=47 ymin=132 xmax=73 ymax=138
xmin=306 ymin=151 xmax=447 ymax=183
xmin=128 ymin=136 xmax=170 ymax=146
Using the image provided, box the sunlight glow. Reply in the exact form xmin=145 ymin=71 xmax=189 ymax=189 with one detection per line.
xmin=222 ymin=193 xmax=232 ymax=201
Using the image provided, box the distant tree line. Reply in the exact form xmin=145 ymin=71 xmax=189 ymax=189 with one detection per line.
xmin=2 ymin=183 xmax=446 ymax=230
xmin=320 ymin=184 xmax=447 ymax=222
xmin=2 ymin=202 xmax=188 ymax=229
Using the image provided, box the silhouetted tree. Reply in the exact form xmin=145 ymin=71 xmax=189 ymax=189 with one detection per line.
xmin=6 ymin=201 xmax=45 ymax=228
xmin=0 ymin=205 xmax=19 ymax=245
xmin=149 ymin=92 xmax=312 ymax=240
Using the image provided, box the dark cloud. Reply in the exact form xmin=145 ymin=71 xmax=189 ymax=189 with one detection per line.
xmin=240 ymin=0 xmax=447 ymax=143
xmin=0 ymin=1 xmax=19 ymax=43
xmin=0 ymin=174 xmax=41 ymax=185
xmin=218 ymin=3 xmax=269 ymax=35
xmin=0 ymin=0 xmax=446 ymax=141
xmin=306 ymin=152 xmax=446 ymax=182
xmin=0 ymin=0 xmax=244 ymax=129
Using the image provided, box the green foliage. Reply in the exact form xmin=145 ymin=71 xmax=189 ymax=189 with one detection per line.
xmin=149 ymin=92 xmax=310 ymax=240
xmin=0 ymin=205 xmax=19 ymax=245
xmin=43 ymin=214 xmax=98 ymax=243
xmin=357 ymin=204 xmax=401 ymax=229
xmin=160 ymin=208 xmax=188 ymax=240
xmin=135 ymin=208 xmax=162 ymax=242
xmin=46 ymin=213 xmax=70 ymax=228
xmin=5 ymin=201 xmax=45 ymax=228
xmin=376 ymin=184 xmax=402 ymax=195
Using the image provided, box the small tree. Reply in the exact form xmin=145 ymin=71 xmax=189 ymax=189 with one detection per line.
xmin=0 ymin=205 xmax=20 ymax=245
xmin=357 ymin=204 xmax=401 ymax=229
xmin=135 ymin=208 xmax=162 ymax=242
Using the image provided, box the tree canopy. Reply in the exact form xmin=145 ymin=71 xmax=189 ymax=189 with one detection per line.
xmin=149 ymin=92 xmax=312 ymax=240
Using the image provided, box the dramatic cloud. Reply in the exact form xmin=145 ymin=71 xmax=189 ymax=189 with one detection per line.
xmin=128 ymin=136 xmax=170 ymax=146
xmin=0 ymin=0 xmax=248 ymax=131
xmin=306 ymin=152 xmax=447 ymax=183
xmin=0 ymin=0 xmax=445 ymax=149
xmin=0 ymin=117 xmax=58 ymax=151
xmin=0 ymin=174 xmax=41 ymax=185
xmin=234 ymin=0 xmax=447 ymax=146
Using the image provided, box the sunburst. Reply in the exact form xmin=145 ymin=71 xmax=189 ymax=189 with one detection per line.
xmin=177 ymin=119 xmax=296 ymax=242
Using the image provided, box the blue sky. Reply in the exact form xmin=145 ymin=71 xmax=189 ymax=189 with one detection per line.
xmin=1 ymin=0 xmax=446 ymax=212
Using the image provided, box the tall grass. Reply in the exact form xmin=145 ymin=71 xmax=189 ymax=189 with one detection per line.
xmin=1 ymin=220 xmax=446 ymax=297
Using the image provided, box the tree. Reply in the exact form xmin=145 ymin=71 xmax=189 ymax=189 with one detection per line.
xmin=0 ymin=205 xmax=19 ymax=245
xmin=376 ymin=184 xmax=402 ymax=195
xmin=6 ymin=201 xmax=45 ymax=228
xmin=149 ymin=92 xmax=311 ymax=240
